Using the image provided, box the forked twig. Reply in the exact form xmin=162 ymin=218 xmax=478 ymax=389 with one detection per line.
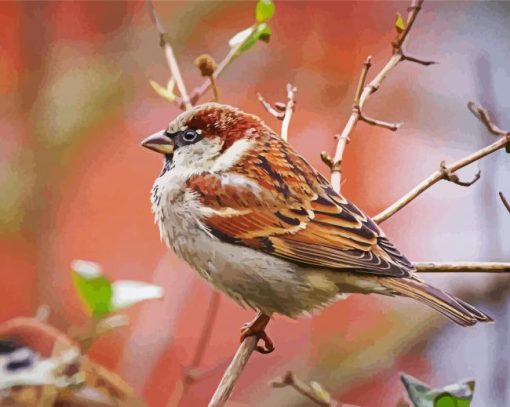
xmin=272 ymin=371 xmax=358 ymax=407
xmin=258 ymin=84 xmax=297 ymax=142
xmin=148 ymin=0 xmax=192 ymax=110
xmin=374 ymin=102 xmax=509 ymax=224
xmin=326 ymin=0 xmax=433 ymax=192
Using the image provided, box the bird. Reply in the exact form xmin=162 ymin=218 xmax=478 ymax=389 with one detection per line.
xmin=141 ymin=102 xmax=492 ymax=353
xmin=0 ymin=318 xmax=141 ymax=405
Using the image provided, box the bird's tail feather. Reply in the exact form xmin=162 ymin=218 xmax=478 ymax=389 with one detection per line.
xmin=380 ymin=277 xmax=493 ymax=327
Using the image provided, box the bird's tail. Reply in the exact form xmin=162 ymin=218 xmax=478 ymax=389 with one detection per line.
xmin=380 ymin=277 xmax=493 ymax=327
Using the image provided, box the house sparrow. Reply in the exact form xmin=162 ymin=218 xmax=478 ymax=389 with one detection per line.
xmin=142 ymin=103 xmax=492 ymax=353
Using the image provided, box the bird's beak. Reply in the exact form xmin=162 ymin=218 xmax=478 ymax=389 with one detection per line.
xmin=141 ymin=130 xmax=174 ymax=155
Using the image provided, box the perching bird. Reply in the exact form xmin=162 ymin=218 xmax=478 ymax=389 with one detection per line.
xmin=142 ymin=103 xmax=492 ymax=353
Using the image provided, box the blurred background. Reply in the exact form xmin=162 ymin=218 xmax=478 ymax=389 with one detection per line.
xmin=1 ymin=1 xmax=510 ymax=405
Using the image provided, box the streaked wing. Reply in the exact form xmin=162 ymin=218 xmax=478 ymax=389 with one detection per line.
xmin=187 ymin=134 xmax=413 ymax=278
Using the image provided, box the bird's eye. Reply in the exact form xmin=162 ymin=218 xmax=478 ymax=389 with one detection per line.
xmin=182 ymin=129 xmax=198 ymax=143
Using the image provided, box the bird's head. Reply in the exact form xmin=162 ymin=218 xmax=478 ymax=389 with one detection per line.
xmin=141 ymin=103 xmax=272 ymax=172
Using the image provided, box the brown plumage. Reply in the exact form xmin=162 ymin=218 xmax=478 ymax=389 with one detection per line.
xmin=143 ymin=103 xmax=492 ymax=343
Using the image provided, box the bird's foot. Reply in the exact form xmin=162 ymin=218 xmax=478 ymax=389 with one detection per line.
xmin=240 ymin=313 xmax=274 ymax=354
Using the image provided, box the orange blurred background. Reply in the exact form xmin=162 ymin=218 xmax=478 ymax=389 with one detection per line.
xmin=1 ymin=1 xmax=509 ymax=406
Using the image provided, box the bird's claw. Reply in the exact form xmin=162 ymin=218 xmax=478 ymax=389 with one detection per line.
xmin=240 ymin=315 xmax=275 ymax=354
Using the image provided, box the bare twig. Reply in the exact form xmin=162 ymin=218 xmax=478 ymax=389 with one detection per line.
xmin=500 ymin=192 xmax=510 ymax=214
xmin=467 ymin=102 xmax=509 ymax=137
xmin=328 ymin=0 xmax=430 ymax=192
xmin=281 ymin=84 xmax=297 ymax=142
xmin=148 ymin=0 xmax=192 ymax=110
xmin=208 ymin=336 xmax=258 ymax=407
xmin=414 ymin=262 xmax=510 ymax=273
xmin=374 ymin=102 xmax=509 ymax=224
xmin=439 ymin=160 xmax=481 ymax=187
xmin=356 ymin=106 xmax=403 ymax=131
xmin=271 ymin=371 xmax=358 ymax=407
xmin=258 ymin=84 xmax=297 ymax=142
xmin=184 ymin=23 xmax=265 ymax=108
xmin=258 ymin=93 xmax=284 ymax=119
xmin=402 ymin=54 xmax=437 ymax=66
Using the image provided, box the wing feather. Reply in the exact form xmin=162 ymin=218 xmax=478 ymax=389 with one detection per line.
xmin=187 ymin=134 xmax=414 ymax=278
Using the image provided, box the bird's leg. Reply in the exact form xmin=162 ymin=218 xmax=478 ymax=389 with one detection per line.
xmin=240 ymin=312 xmax=274 ymax=354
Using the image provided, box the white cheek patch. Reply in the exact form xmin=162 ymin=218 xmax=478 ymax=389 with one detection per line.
xmin=172 ymin=138 xmax=222 ymax=171
xmin=212 ymin=138 xmax=255 ymax=172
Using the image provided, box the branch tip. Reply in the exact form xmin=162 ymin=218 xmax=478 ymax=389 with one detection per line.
xmin=467 ymin=101 xmax=509 ymax=137
xmin=499 ymin=192 xmax=510 ymax=214
xmin=439 ymin=161 xmax=481 ymax=187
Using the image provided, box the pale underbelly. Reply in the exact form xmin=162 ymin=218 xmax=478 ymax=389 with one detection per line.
xmin=161 ymin=216 xmax=344 ymax=317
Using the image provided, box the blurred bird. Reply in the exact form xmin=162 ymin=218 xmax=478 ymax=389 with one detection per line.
xmin=0 ymin=318 xmax=142 ymax=406
xmin=142 ymin=103 xmax=492 ymax=353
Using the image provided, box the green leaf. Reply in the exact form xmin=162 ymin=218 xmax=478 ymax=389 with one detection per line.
xmin=228 ymin=23 xmax=271 ymax=54
xmin=256 ymin=0 xmax=275 ymax=22
xmin=71 ymin=260 xmax=165 ymax=316
xmin=395 ymin=12 xmax=406 ymax=33
xmin=310 ymin=381 xmax=331 ymax=403
xmin=71 ymin=260 xmax=113 ymax=317
xmin=258 ymin=25 xmax=272 ymax=43
xmin=400 ymin=373 xmax=475 ymax=407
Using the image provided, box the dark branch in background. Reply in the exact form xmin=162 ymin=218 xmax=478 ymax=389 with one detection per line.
xmin=500 ymin=192 xmax=510 ymax=214
xmin=185 ymin=291 xmax=221 ymax=383
xmin=271 ymin=371 xmax=359 ymax=407
xmin=320 ymin=0 xmax=434 ymax=193
xmin=258 ymin=83 xmax=297 ymax=141
xmin=373 ymin=101 xmax=509 ymax=224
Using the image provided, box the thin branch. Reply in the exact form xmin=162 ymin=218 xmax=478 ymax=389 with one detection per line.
xmin=329 ymin=0 xmax=430 ymax=192
xmin=184 ymin=24 xmax=264 ymax=108
xmin=271 ymin=371 xmax=358 ymax=407
xmin=393 ymin=0 xmax=424 ymax=51
xmin=439 ymin=160 xmax=481 ymax=187
xmin=281 ymin=84 xmax=297 ymax=142
xmin=414 ymin=262 xmax=510 ymax=273
xmin=188 ymin=291 xmax=221 ymax=376
xmin=467 ymin=101 xmax=509 ymax=137
xmin=258 ymin=93 xmax=285 ymax=119
xmin=207 ymin=336 xmax=258 ymax=407
xmin=148 ymin=0 xmax=192 ymax=110
xmin=374 ymin=102 xmax=509 ymax=224
xmin=356 ymin=107 xmax=403 ymax=131
xmin=258 ymin=84 xmax=297 ymax=142
xmin=500 ymin=192 xmax=510 ymax=214
xmin=402 ymin=54 xmax=438 ymax=66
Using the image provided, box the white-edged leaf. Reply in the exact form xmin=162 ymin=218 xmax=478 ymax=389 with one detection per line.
xmin=228 ymin=26 xmax=255 ymax=49
xmin=71 ymin=260 xmax=102 ymax=279
xmin=111 ymin=280 xmax=164 ymax=310
xmin=400 ymin=373 xmax=475 ymax=407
